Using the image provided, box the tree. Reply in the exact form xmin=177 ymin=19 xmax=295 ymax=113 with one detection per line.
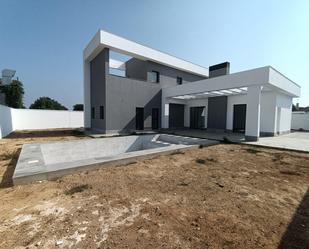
xmin=0 ymin=80 xmax=25 ymax=108
xmin=73 ymin=104 xmax=84 ymax=111
xmin=30 ymin=97 xmax=67 ymax=110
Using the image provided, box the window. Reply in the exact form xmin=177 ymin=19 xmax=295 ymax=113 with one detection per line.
xmin=177 ymin=76 xmax=183 ymax=85
xmin=100 ymin=106 xmax=104 ymax=119
xmin=91 ymin=107 xmax=95 ymax=119
xmin=150 ymin=71 xmax=160 ymax=83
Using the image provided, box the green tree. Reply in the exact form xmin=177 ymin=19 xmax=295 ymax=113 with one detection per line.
xmin=30 ymin=97 xmax=67 ymax=110
xmin=73 ymin=104 xmax=84 ymax=111
xmin=0 ymin=80 xmax=25 ymax=108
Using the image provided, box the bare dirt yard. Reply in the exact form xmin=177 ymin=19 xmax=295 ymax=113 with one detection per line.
xmin=0 ymin=129 xmax=308 ymax=249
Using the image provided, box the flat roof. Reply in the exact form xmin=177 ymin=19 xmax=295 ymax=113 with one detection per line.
xmin=84 ymin=30 xmax=209 ymax=77
xmin=163 ymin=66 xmax=300 ymax=98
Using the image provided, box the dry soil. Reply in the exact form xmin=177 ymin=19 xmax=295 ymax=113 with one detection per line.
xmin=0 ymin=129 xmax=308 ymax=249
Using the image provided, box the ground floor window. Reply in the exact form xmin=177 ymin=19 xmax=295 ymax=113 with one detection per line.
xmin=233 ymin=104 xmax=246 ymax=133
xmin=100 ymin=106 xmax=104 ymax=119
xmin=136 ymin=107 xmax=144 ymax=130
xmin=190 ymin=106 xmax=205 ymax=129
xmin=91 ymin=107 xmax=95 ymax=119
xmin=152 ymin=108 xmax=159 ymax=129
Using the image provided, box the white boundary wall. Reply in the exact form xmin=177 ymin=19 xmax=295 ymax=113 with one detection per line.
xmin=292 ymin=112 xmax=309 ymax=131
xmin=0 ymin=104 xmax=84 ymax=139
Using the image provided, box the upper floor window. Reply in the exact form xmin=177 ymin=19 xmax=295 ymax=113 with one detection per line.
xmin=150 ymin=71 xmax=160 ymax=83
xmin=177 ymin=76 xmax=183 ymax=85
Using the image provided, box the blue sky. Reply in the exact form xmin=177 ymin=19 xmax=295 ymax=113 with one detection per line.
xmin=1 ymin=0 xmax=308 ymax=109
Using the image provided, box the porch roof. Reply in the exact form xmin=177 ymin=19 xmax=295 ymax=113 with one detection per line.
xmin=163 ymin=66 xmax=300 ymax=99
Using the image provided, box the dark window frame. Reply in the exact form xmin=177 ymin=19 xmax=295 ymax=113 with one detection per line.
xmin=177 ymin=76 xmax=183 ymax=85
xmin=91 ymin=107 xmax=95 ymax=119
xmin=100 ymin=106 xmax=104 ymax=119
xmin=151 ymin=70 xmax=160 ymax=83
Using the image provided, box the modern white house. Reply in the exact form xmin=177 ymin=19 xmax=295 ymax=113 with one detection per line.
xmin=83 ymin=30 xmax=301 ymax=141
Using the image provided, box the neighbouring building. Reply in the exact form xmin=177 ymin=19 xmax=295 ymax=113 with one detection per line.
xmin=83 ymin=30 xmax=301 ymax=141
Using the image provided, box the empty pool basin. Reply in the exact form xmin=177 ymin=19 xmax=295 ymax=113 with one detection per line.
xmin=13 ymin=134 xmax=218 ymax=185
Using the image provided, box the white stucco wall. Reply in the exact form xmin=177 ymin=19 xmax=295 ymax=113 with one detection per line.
xmin=292 ymin=112 xmax=309 ymax=131
xmin=275 ymin=93 xmax=292 ymax=133
xmin=226 ymin=91 xmax=292 ymax=135
xmin=0 ymin=105 xmax=84 ymax=139
xmin=260 ymin=92 xmax=277 ymax=133
xmin=0 ymin=105 xmax=14 ymax=138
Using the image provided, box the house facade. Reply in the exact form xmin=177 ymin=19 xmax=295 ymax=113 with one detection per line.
xmin=84 ymin=30 xmax=300 ymax=141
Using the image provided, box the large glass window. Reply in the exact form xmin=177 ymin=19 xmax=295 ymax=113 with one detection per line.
xmin=150 ymin=71 xmax=160 ymax=83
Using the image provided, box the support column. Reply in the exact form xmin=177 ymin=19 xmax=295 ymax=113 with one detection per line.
xmin=245 ymin=85 xmax=262 ymax=141
xmin=161 ymin=96 xmax=169 ymax=129
xmin=83 ymin=60 xmax=91 ymax=129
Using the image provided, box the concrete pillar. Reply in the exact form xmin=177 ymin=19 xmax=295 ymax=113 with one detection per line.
xmin=245 ymin=85 xmax=262 ymax=141
xmin=83 ymin=61 xmax=91 ymax=129
xmin=161 ymin=97 xmax=169 ymax=129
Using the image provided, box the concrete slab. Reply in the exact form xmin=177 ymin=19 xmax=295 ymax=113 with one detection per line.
xmin=14 ymin=134 xmax=218 ymax=185
xmin=245 ymin=132 xmax=309 ymax=152
xmin=167 ymin=129 xmax=309 ymax=153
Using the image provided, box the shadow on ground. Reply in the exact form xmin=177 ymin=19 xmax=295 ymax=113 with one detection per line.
xmin=0 ymin=148 xmax=21 ymax=188
xmin=278 ymin=187 xmax=309 ymax=249
xmin=5 ymin=129 xmax=84 ymax=139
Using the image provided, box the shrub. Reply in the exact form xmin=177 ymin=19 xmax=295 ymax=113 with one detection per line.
xmin=30 ymin=97 xmax=67 ymax=110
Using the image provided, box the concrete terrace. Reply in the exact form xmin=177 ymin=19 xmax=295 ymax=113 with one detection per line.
xmin=165 ymin=130 xmax=309 ymax=152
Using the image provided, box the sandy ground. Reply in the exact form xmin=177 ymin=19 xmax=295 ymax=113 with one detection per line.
xmin=0 ymin=130 xmax=309 ymax=249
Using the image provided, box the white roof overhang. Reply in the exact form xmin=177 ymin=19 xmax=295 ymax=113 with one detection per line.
xmin=164 ymin=66 xmax=300 ymax=99
xmin=83 ymin=30 xmax=209 ymax=77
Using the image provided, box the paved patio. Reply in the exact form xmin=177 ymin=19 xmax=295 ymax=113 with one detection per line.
xmin=246 ymin=132 xmax=309 ymax=152
xmin=166 ymin=130 xmax=309 ymax=152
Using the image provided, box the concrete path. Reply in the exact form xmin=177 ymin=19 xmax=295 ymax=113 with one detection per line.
xmin=246 ymin=132 xmax=309 ymax=152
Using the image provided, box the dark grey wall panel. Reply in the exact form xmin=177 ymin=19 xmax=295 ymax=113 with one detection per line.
xmin=105 ymin=75 xmax=162 ymax=133
xmin=125 ymin=58 xmax=147 ymax=81
xmin=209 ymin=62 xmax=230 ymax=78
xmin=90 ymin=48 xmax=109 ymax=132
xmin=207 ymin=96 xmax=227 ymax=130
xmin=0 ymin=92 xmax=6 ymax=105
xmin=146 ymin=61 xmax=206 ymax=87
xmin=126 ymin=59 xmax=206 ymax=87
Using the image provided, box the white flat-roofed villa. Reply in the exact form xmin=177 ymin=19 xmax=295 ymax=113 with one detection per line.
xmin=83 ymin=30 xmax=300 ymax=141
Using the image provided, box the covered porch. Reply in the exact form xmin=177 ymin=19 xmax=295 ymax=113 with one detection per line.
xmin=161 ymin=66 xmax=300 ymax=141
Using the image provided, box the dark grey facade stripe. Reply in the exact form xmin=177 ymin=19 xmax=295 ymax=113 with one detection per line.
xmin=207 ymin=96 xmax=228 ymax=130
xmin=90 ymin=48 xmax=109 ymax=132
